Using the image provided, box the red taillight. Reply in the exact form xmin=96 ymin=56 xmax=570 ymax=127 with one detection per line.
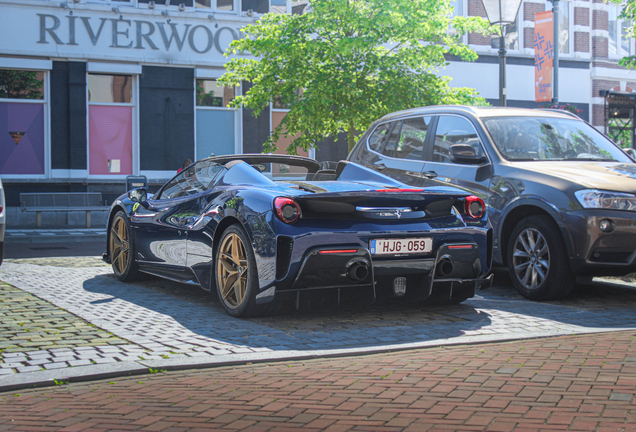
xmin=319 ymin=249 xmax=358 ymax=254
xmin=375 ymin=188 xmax=424 ymax=192
xmin=464 ymin=195 xmax=486 ymax=219
xmin=448 ymin=244 xmax=473 ymax=250
xmin=274 ymin=197 xmax=301 ymax=224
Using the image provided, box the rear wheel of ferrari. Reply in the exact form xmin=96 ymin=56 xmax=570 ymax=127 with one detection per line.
xmin=109 ymin=211 xmax=140 ymax=282
xmin=215 ymin=224 xmax=264 ymax=318
xmin=507 ymin=215 xmax=574 ymax=301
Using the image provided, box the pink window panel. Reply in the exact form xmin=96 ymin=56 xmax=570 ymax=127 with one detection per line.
xmin=89 ymin=105 xmax=133 ymax=175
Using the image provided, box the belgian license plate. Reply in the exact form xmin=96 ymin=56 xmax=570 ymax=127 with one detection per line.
xmin=370 ymin=238 xmax=432 ymax=255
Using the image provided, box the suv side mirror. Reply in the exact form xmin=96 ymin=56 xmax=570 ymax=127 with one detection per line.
xmin=128 ymin=187 xmax=148 ymax=203
xmin=450 ymin=144 xmax=487 ymax=165
xmin=625 ymin=148 xmax=636 ymax=162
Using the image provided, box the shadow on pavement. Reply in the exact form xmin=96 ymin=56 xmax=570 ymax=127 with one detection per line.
xmin=80 ymin=266 xmax=636 ymax=353
xmin=82 ymin=272 xmax=494 ymax=351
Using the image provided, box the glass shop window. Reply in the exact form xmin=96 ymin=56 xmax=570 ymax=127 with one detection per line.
xmin=270 ymin=0 xmax=286 ymax=13
xmin=196 ymin=79 xmax=235 ymax=107
xmin=242 ymin=0 xmax=269 ymax=14
xmin=195 ymin=0 xmax=234 ymax=11
xmin=0 ymin=70 xmax=44 ymax=100
xmin=88 ymin=74 xmax=132 ymax=103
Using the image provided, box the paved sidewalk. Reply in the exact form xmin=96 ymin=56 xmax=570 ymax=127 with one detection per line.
xmin=2 ymin=255 xmax=636 ymax=395
xmin=0 ymin=330 xmax=635 ymax=431
xmin=4 ymin=228 xmax=106 ymax=244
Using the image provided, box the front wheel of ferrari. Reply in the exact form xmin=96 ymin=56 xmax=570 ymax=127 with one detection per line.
xmin=109 ymin=210 xmax=140 ymax=282
xmin=215 ymin=224 xmax=264 ymax=318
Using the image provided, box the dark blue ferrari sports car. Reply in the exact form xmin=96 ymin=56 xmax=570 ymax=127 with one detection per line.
xmin=103 ymin=154 xmax=493 ymax=317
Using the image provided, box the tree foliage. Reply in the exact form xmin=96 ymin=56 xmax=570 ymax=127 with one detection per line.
xmin=219 ymin=0 xmax=490 ymax=154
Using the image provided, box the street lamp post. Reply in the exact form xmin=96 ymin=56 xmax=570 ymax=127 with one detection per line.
xmin=481 ymin=0 xmax=523 ymax=107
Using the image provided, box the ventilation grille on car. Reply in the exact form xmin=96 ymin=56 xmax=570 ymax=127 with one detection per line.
xmin=276 ymin=236 xmax=294 ymax=280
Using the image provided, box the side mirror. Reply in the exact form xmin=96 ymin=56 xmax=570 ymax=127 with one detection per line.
xmin=625 ymin=148 xmax=636 ymax=161
xmin=450 ymin=144 xmax=487 ymax=165
xmin=128 ymin=187 xmax=148 ymax=203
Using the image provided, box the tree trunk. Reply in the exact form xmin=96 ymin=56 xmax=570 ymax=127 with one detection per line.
xmin=347 ymin=122 xmax=355 ymax=153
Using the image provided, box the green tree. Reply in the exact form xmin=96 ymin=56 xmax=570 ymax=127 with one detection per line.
xmin=219 ymin=0 xmax=490 ymax=154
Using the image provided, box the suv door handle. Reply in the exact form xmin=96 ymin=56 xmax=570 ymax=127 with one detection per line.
xmin=376 ymin=163 xmax=386 ymax=171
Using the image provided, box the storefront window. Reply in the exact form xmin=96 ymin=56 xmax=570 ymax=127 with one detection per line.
xmin=87 ymin=0 xmax=136 ymax=4
xmin=0 ymin=69 xmax=46 ymax=175
xmin=196 ymin=79 xmax=234 ymax=107
xmin=291 ymin=0 xmax=309 ymax=15
xmin=195 ymin=0 xmax=234 ymax=11
xmin=271 ymin=0 xmax=286 ymax=13
xmin=609 ymin=5 xmax=632 ymax=57
xmin=0 ymin=71 xmax=44 ymax=100
xmin=242 ymin=0 xmax=269 ymax=14
xmin=88 ymin=74 xmax=132 ymax=103
xmin=558 ymin=1 xmax=570 ymax=54
xmin=88 ymin=73 xmax=134 ymax=175
xmin=505 ymin=20 xmax=519 ymax=51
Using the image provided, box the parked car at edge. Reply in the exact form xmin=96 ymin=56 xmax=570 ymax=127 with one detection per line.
xmin=0 ymin=176 xmax=4 ymax=266
xmin=103 ymin=154 xmax=493 ymax=318
xmin=348 ymin=106 xmax=636 ymax=301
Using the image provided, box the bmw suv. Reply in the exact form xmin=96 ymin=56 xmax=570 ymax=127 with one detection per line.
xmin=348 ymin=106 xmax=636 ymax=301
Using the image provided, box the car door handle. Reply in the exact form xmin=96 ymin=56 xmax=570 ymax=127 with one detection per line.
xmin=423 ymin=170 xmax=437 ymax=178
xmin=376 ymin=163 xmax=387 ymax=171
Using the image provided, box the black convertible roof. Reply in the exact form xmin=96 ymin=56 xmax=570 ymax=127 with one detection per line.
xmin=206 ymin=154 xmax=321 ymax=172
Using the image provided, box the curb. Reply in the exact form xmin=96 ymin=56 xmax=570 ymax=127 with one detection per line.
xmin=5 ymin=234 xmax=106 ymax=245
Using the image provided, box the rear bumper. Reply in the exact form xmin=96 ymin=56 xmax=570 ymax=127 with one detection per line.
xmin=257 ymin=243 xmax=491 ymax=304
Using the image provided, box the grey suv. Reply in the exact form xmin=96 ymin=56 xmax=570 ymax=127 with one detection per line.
xmin=348 ymin=106 xmax=636 ymax=301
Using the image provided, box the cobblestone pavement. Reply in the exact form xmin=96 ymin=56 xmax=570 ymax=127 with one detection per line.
xmin=0 ymin=282 xmax=147 ymax=375
xmin=1 ymin=256 xmax=636 ymax=386
xmin=1 ymin=330 xmax=635 ymax=431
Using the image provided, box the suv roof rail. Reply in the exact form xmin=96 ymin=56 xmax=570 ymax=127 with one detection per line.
xmin=536 ymin=108 xmax=581 ymax=119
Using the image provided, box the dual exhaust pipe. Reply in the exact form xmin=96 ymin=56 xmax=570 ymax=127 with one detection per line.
xmin=345 ymin=256 xmax=453 ymax=282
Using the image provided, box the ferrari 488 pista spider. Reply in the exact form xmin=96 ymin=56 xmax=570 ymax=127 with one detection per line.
xmin=103 ymin=154 xmax=493 ymax=317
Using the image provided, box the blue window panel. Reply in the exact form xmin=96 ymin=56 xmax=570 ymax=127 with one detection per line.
xmin=196 ymin=109 xmax=235 ymax=160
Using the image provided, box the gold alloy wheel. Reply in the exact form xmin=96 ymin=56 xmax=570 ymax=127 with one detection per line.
xmin=110 ymin=215 xmax=130 ymax=276
xmin=216 ymin=232 xmax=249 ymax=309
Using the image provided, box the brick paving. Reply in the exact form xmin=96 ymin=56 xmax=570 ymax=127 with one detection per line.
xmin=0 ymin=330 xmax=635 ymax=431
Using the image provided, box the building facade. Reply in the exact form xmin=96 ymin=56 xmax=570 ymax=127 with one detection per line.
xmin=0 ymin=0 xmax=634 ymax=212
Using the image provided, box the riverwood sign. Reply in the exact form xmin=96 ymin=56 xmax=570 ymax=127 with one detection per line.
xmin=37 ymin=14 xmax=239 ymax=54
xmin=0 ymin=5 xmax=243 ymax=66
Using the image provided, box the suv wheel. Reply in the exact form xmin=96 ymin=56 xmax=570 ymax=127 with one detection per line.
xmin=507 ymin=215 xmax=574 ymax=301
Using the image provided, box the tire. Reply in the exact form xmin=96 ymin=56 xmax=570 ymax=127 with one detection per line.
xmin=507 ymin=215 xmax=574 ymax=301
xmin=109 ymin=211 xmax=140 ymax=282
xmin=215 ymin=224 xmax=277 ymax=318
